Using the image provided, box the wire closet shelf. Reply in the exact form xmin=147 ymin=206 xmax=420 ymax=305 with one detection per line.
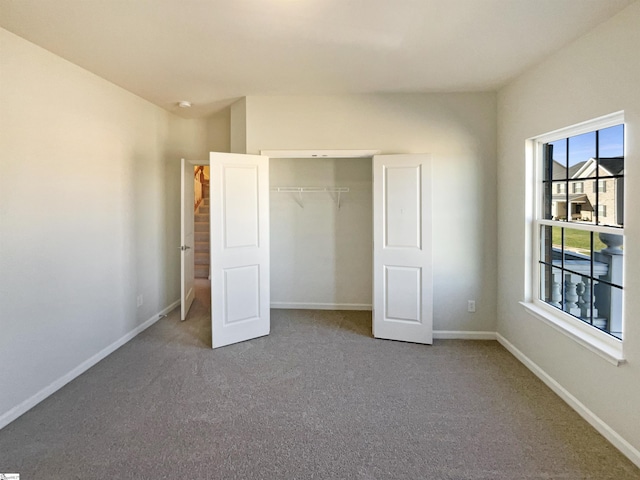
xmin=270 ymin=186 xmax=350 ymax=209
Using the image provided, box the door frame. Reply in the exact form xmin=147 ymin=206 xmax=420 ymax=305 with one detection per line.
xmin=180 ymin=157 xmax=209 ymax=322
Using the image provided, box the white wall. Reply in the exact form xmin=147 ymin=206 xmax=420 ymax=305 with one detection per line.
xmin=230 ymin=98 xmax=247 ymax=153
xmin=0 ymin=29 xmax=210 ymax=426
xmin=206 ymin=107 xmax=231 ymax=153
xmin=241 ymin=94 xmax=498 ymax=332
xmin=497 ymin=1 xmax=640 ymax=461
xmin=270 ymin=158 xmax=372 ymax=309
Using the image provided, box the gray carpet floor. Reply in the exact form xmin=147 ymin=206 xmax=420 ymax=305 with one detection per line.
xmin=1 ymin=281 xmax=639 ymax=479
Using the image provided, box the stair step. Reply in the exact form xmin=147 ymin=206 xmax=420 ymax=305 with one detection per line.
xmin=194 ymin=222 xmax=209 ymax=232
xmin=195 ymin=242 xmax=209 ymax=253
xmin=202 ymin=198 xmax=209 ymax=206
xmin=195 ymin=214 xmax=209 ymax=223
xmin=195 ymin=264 xmax=209 ymax=278
xmin=197 ymin=206 xmax=209 ymax=214
xmin=195 ymin=253 xmax=210 ymax=265
xmin=195 ymin=231 xmax=209 ymax=242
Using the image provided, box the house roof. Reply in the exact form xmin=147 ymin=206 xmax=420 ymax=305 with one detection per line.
xmin=568 ymin=161 xmax=586 ymax=178
xmin=551 ymin=160 xmax=566 ymax=179
xmin=598 ymin=157 xmax=624 ymax=176
xmin=571 ymin=156 xmax=624 ymax=178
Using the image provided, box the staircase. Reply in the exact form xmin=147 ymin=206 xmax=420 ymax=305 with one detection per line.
xmin=194 ymin=191 xmax=210 ymax=279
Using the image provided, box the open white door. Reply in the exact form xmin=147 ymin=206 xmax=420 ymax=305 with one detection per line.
xmin=210 ymin=152 xmax=270 ymax=348
xmin=180 ymin=158 xmax=196 ymax=320
xmin=373 ymin=154 xmax=433 ymax=344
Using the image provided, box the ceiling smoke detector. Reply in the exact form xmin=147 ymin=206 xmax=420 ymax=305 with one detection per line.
xmin=178 ymin=101 xmax=192 ymax=108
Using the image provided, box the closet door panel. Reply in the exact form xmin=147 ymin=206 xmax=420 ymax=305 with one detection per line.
xmin=210 ymin=152 xmax=270 ymax=348
xmin=373 ymin=154 xmax=433 ymax=344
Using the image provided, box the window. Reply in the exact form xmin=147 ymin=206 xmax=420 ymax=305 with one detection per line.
xmin=597 ymin=205 xmax=607 ymax=217
xmin=593 ymin=180 xmax=607 ymax=193
xmin=528 ymin=112 xmax=625 ymax=361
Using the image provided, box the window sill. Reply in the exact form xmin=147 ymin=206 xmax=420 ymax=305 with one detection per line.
xmin=520 ymin=301 xmax=625 ymax=366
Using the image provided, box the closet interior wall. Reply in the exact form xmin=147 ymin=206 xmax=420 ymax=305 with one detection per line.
xmin=269 ymin=157 xmax=373 ymax=310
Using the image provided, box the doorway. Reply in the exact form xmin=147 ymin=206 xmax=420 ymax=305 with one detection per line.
xmin=193 ymin=166 xmax=210 ymax=280
xmin=269 ymin=156 xmax=373 ymax=310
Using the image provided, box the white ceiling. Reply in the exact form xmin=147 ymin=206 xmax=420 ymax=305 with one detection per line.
xmin=0 ymin=0 xmax=634 ymax=118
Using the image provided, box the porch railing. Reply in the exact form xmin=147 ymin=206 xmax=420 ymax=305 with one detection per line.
xmin=546 ymin=245 xmax=622 ymax=337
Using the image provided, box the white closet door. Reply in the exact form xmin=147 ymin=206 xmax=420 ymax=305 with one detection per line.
xmin=372 ymin=154 xmax=433 ymax=344
xmin=180 ymin=158 xmax=195 ymax=320
xmin=210 ymin=152 xmax=270 ymax=348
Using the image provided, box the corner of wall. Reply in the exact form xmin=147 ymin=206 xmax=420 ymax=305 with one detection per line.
xmin=230 ymin=97 xmax=247 ymax=154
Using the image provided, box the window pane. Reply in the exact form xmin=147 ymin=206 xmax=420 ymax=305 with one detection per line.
xmin=563 ymin=228 xmax=592 ymax=262
xmin=551 ymin=182 xmax=567 ymax=221
xmin=545 ymin=139 xmax=566 ymax=180
xmin=594 ymin=283 xmax=623 ymax=339
xmin=563 ymin=270 xmax=588 ymax=318
xmin=540 ymin=225 xmax=560 ymax=264
xmin=540 ymin=264 xmax=562 ymax=308
xmin=596 ymin=177 xmax=623 ymax=227
xmin=568 ymin=131 xmax=595 ymax=174
xmin=593 ymin=232 xmax=607 ymax=252
xmin=567 ymin=182 xmax=592 ymax=224
xmin=598 ymin=124 xmax=624 ymax=159
xmin=595 ymin=233 xmax=623 ymax=286
xmin=543 ymin=182 xmax=553 ymax=220
xmin=550 ymin=193 xmax=567 ymax=221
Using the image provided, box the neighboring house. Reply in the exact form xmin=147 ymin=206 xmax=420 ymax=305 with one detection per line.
xmin=550 ymin=157 xmax=623 ymax=226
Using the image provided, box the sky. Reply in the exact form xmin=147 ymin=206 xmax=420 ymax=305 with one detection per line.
xmin=550 ymin=124 xmax=624 ymax=168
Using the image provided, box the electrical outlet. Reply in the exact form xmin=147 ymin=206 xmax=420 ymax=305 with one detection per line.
xmin=467 ymin=300 xmax=476 ymax=313
xmin=137 ymin=294 xmax=144 ymax=307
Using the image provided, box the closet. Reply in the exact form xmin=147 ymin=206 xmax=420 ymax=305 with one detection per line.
xmin=269 ymin=157 xmax=373 ymax=311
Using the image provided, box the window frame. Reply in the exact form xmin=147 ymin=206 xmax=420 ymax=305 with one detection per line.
xmin=523 ymin=112 xmax=625 ymax=365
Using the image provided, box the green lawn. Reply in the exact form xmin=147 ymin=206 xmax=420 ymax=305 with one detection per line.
xmin=551 ymin=227 xmax=606 ymax=255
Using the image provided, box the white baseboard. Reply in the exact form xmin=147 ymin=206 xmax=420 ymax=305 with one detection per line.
xmin=496 ymin=333 xmax=640 ymax=469
xmin=0 ymin=300 xmax=179 ymax=430
xmin=271 ymin=302 xmax=372 ymax=311
xmin=433 ymin=330 xmax=497 ymax=340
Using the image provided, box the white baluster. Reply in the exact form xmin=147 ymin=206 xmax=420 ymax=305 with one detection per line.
xmin=564 ymin=273 xmax=582 ymax=316
xmin=551 ymin=270 xmax=562 ymax=307
xmin=591 ymin=280 xmax=607 ymax=329
xmin=580 ymin=280 xmax=598 ymax=319
xmin=576 ymin=280 xmax=587 ymax=317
